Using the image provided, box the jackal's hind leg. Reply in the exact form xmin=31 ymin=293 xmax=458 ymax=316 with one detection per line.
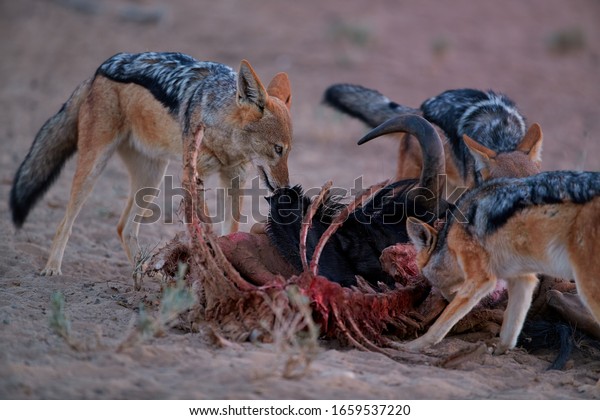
xmin=495 ymin=273 xmax=538 ymax=355
xmin=116 ymin=141 xmax=169 ymax=265
xmin=42 ymin=137 xmax=118 ymax=276
xmin=572 ymin=271 xmax=600 ymax=329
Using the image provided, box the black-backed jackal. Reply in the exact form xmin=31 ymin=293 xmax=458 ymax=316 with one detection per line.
xmin=10 ymin=52 xmax=293 ymax=276
xmin=324 ymin=85 xmax=543 ymax=192
xmin=406 ymin=171 xmax=600 ymax=354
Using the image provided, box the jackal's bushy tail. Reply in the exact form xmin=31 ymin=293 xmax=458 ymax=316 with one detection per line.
xmin=10 ymin=78 xmax=92 ymax=227
xmin=323 ymin=83 xmax=421 ymax=128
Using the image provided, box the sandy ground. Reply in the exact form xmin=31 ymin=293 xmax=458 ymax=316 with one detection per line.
xmin=1 ymin=0 xmax=600 ymax=399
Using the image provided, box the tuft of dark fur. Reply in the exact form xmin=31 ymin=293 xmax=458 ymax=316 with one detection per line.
xmin=266 ymin=179 xmax=443 ymax=288
xmin=10 ymin=79 xmax=91 ymax=227
xmin=323 ymin=84 xmax=421 ymax=128
xmin=518 ymin=320 xmax=574 ymax=370
xmin=265 ymin=185 xmax=333 ymax=274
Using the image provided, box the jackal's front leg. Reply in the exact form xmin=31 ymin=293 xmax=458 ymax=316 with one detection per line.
xmin=404 ymin=269 xmax=498 ymax=352
xmin=219 ymin=166 xmax=247 ymax=235
xmin=195 ymin=144 xmax=222 ymax=229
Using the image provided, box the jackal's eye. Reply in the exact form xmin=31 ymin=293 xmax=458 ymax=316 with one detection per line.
xmin=274 ymin=144 xmax=283 ymax=156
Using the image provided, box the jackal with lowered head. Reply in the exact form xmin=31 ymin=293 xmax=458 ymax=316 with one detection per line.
xmin=406 ymin=171 xmax=600 ymax=354
xmin=10 ymin=52 xmax=293 ymax=276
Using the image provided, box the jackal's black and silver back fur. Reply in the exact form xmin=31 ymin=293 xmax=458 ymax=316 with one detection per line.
xmin=423 ymin=89 xmax=526 ymax=180
xmin=440 ymin=171 xmax=600 ymax=246
xmin=98 ymin=52 xmax=236 ymax=126
xmin=96 ymin=52 xmax=236 ymax=115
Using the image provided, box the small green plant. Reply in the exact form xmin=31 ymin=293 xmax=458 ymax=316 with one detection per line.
xmin=431 ymin=35 xmax=451 ymax=58
xmin=119 ymin=262 xmax=196 ymax=350
xmin=157 ymin=263 xmax=196 ymax=329
xmin=132 ymin=242 xmax=159 ymax=290
xmin=135 ymin=304 xmax=156 ymax=340
xmin=49 ymin=291 xmax=71 ymax=340
xmin=49 ymin=291 xmax=82 ymax=350
xmin=262 ymin=285 xmax=320 ymax=379
xmin=329 ymin=20 xmax=372 ymax=47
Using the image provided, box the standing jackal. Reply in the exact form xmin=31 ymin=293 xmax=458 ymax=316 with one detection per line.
xmin=10 ymin=52 xmax=293 ymax=276
xmin=324 ymin=85 xmax=543 ymax=191
xmin=406 ymin=171 xmax=600 ymax=354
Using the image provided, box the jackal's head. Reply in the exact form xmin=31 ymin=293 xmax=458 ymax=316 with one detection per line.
xmin=406 ymin=217 xmax=464 ymax=301
xmin=234 ymin=60 xmax=292 ymax=192
xmin=463 ymin=123 xmax=543 ymax=181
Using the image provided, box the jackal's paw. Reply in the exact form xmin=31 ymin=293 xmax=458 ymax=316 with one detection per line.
xmin=492 ymin=343 xmax=511 ymax=355
xmin=401 ymin=337 xmax=433 ymax=353
xmin=40 ymin=266 xmax=62 ymax=276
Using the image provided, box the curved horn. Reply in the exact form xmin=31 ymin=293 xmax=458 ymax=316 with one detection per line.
xmin=358 ymin=115 xmax=445 ymax=198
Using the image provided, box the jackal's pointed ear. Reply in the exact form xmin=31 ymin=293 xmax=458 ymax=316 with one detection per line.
xmin=267 ymin=72 xmax=292 ymax=110
xmin=517 ymin=123 xmax=543 ymax=165
xmin=407 ymin=217 xmax=437 ymax=253
xmin=237 ymin=60 xmax=267 ymax=112
xmin=463 ymin=134 xmax=497 ymax=177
